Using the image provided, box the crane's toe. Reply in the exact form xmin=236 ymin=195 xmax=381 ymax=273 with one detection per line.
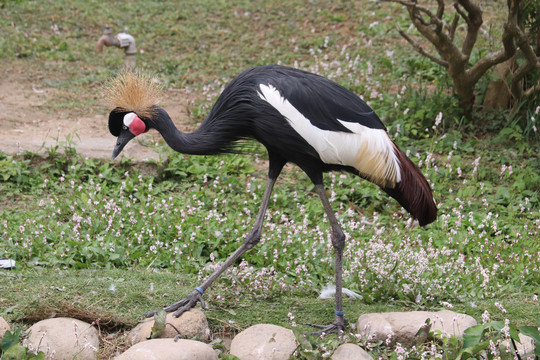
xmin=305 ymin=316 xmax=347 ymax=336
xmin=172 ymin=292 xmax=206 ymax=317
xmin=143 ymin=289 xmax=207 ymax=318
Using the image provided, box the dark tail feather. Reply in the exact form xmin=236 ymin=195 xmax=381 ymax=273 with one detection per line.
xmin=383 ymin=144 xmax=437 ymax=226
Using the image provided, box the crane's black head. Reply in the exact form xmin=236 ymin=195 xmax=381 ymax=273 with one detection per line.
xmin=109 ymin=107 xmax=150 ymax=159
xmin=104 ymin=70 xmax=163 ymax=159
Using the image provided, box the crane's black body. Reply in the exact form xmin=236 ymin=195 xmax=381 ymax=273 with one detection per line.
xmin=181 ymin=65 xmax=385 ymax=179
xmin=108 ymin=65 xmax=437 ymax=334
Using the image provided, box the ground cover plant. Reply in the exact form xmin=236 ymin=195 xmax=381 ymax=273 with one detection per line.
xmin=1 ymin=0 xmax=539 ymax=358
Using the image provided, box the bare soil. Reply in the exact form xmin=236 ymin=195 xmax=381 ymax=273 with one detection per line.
xmin=0 ymin=73 xmax=190 ymax=161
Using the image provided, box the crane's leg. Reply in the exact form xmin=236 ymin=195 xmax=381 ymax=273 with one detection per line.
xmin=306 ymin=183 xmax=346 ymax=335
xmin=144 ymin=176 xmax=278 ymax=318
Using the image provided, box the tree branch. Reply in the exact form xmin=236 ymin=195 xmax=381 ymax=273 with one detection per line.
xmin=467 ymin=0 xmax=519 ymax=84
xmin=395 ymin=22 xmax=449 ymax=67
xmin=413 ymin=3 xmax=445 ymax=30
xmin=456 ymin=0 xmax=484 ymax=57
xmin=385 ymin=0 xmax=465 ymax=70
xmin=466 ymin=22 xmax=516 ymax=83
xmin=436 ymin=0 xmax=445 ymax=18
xmin=383 ymin=0 xmax=442 ymax=28
xmin=453 ymin=3 xmax=467 ymax=24
xmin=448 ymin=14 xmax=460 ymax=41
xmin=508 ymin=22 xmax=540 ymax=99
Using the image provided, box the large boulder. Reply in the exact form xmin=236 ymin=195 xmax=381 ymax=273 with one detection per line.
xmin=26 ymin=317 xmax=100 ymax=360
xmin=115 ymin=338 xmax=217 ymax=360
xmin=230 ymin=324 xmax=298 ymax=360
xmin=127 ymin=308 xmax=209 ymax=345
xmin=0 ymin=317 xmax=10 ymax=340
xmin=331 ymin=343 xmax=372 ymax=359
xmin=357 ymin=310 xmax=477 ymax=346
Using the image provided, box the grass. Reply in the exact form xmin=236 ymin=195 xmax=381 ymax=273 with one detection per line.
xmin=0 ymin=267 xmax=413 ymax=331
xmin=1 ymin=0 xmax=539 ymax=359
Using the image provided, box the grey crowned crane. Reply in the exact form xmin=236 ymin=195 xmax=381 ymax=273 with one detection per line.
xmin=106 ymin=65 xmax=437 ymax=334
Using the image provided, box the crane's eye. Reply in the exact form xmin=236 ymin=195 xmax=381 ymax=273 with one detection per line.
xmin=122 ymin=125 xmax=128 ymax=130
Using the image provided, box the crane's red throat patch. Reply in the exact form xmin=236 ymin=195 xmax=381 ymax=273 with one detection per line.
xmin=130 ymin=117 xmax=147 ymax=136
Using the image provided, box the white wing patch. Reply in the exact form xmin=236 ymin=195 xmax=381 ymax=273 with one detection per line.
xmin=258 ymin=83 xmax=401 ymax=187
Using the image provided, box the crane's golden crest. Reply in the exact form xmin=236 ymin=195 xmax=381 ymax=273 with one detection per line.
xmin=103 ymin=70 xmax=163 ymax=119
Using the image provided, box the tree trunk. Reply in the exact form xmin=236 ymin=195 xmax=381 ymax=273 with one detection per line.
xmin=453 ymin=75 xmax=476 ymax=118
xmin=483 ymin=59 xmax=515 ymax=110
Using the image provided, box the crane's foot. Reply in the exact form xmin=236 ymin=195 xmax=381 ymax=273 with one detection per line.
xmin=143 ymin=288 xmax=207 ymax=318
xmin=305 ymin=315 xmax=347 ymax=336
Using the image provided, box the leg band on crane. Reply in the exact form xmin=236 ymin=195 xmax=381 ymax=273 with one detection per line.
xmin=195 ymin=286 xmax=204 ymax=295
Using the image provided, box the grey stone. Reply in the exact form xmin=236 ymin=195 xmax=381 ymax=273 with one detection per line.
xmin=332 ymin=343 xmax=372 ymax=359
xmin=0 ymin=317 xmax=10 ymax=340
xmin=26 ymin=317 xmax=99 ymax=360
xmin=230 ymin=324 xmax=298 ymax=360
xmin=128 ymin=308 xmax=210 ymax=345
xmin=115 ymin=338 xmax=217 ymax=360
xmin=357 ymin=310 xmax=477 ymax=346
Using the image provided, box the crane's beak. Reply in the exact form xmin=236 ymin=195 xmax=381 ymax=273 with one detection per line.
xmin=111 ymin=130 xmax=135 ymax=159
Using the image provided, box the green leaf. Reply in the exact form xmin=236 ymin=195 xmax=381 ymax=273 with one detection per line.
xmin=462 ymin=334 xmax=482 ymax=350
xmin=1 ymin=304 xmax=19 ymax=316
xmin=508 ymin=326 xmax=520 ymax=343
xmin=461 ymin=324 xmax=490 ymax=351
xmin=1 ymin=329 xmax=22 ymax=352
xmin=519 ymin=325 xmax=540 ymax=357
xmin=414 ymin=319 xmax=431 ymax=345
xmin=149 ymin=310 xmax=167 ymax=339
xmin=2 ymin=344 xmax=28 ymax=359
xmin=458 ymin=340 xmax=491 ymax=359
xmin=220 ymin=355 xmax=241 ymax=360
xmin=490 ymin=321 xmax=505 ymax=331
xmin=520 ymin=326 xmax=540 ymax=343
xmin=463 ymin=324 xmax=485 ymax=337
xmin=32 ymin=352 xmax=46 ymax=360
xmin=293 ymin=329 xmax=313 ymax=351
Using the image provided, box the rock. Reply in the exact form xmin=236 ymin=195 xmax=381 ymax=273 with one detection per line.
xmin=127 ymin=308 xmax=210 ymax=345
xmin=230 ymin=324 xmax=298 ymax=360
xmin=357 ymin=310 xmax=477 ymax=347
xmin=503 ymin=333 xmax=537 ymax=359
xmin=115 ymin=338 xmax=217 ymax=360
xmin=26 ymin=317 xmax=100 ymax=360
xmin=332 ymin=343 xmax=372 ymax=359
xmin=0 ymin=317 xmax=10 ymax=340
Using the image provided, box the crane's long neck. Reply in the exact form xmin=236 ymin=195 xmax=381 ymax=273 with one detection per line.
xmin=151 ymin=107 xmax=242 ymax=155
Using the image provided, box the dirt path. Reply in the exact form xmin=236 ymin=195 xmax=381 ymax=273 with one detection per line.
xmin=0 ymin=75 xmax=190 ymax=161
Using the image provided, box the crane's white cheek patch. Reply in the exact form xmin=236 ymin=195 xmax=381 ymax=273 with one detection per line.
xmin=258 ymin=84 xmax=401 ymax=187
